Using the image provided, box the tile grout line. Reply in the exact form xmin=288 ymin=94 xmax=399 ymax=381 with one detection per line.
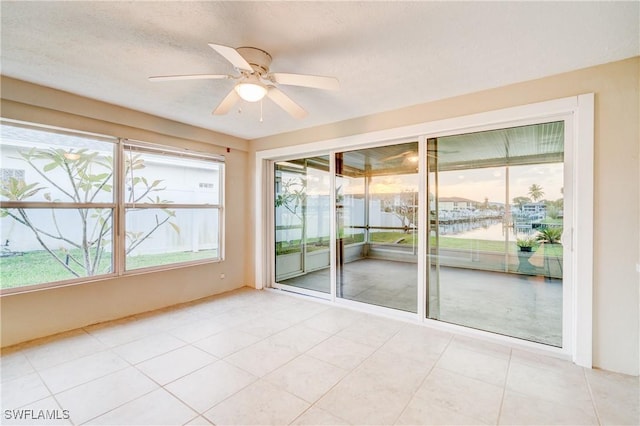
xmin=582 ymin=367 xmax=603 ymax=426
xmin=59 ymin=347 xmax=155 ymax=425
xmin=285 ymin=325 xmax=398 ymax=425
xmin=11 ymin=350 xmax=69 ymax=423
xmin=25 ymin=347 xmax=135 ymax=425
xmin=284 ymin=312 xmax=404 ymax=424
xmin=494 ymin=347 xmax=513 ymax=426
xmin=78 ymin=387 xmax=159 ymax=426
xmin=189 ymin=306 xmax=346 ymax=422
xmin=390 ymin=331 xmax=456 ymax=425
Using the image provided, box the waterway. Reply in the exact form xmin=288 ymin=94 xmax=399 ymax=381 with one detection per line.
xmin=441 ymin=219 xmax=536 ymax=241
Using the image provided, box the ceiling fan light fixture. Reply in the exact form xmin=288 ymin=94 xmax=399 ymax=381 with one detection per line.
xmin=234 ymin=82 xmax=267 ymax=102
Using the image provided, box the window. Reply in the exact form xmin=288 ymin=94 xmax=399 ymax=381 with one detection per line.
xmin=0 ymin=122 xmax=117 ymax=290
xmin=1 ymin=168 xmax=25 ymax=185
xmin=123 ymin=141 xmax=223 ymax=271
xmin=0 ymin=120 xmax=224 ymax=292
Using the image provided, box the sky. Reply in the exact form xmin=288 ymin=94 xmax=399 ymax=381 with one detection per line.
xmin=437 ymin=163 xmax=564 ymax=203
xmin=295 ymin=162 xmax=564 ymax=204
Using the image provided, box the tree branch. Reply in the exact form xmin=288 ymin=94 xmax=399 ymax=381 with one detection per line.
xmin=62 ymin=161 xmax=82 ymax=203
xmin=16 ymin=208 xmax=80 ymax=278
xmin=24 ymin=158 xmax=76 ymax=200
xmin=91 ymin=213 xmax=111 ymax=275
xmin=126 ymin=215 xmax=171 ymax=255
xmin=88 ymin=173 xmax=113 ymax=203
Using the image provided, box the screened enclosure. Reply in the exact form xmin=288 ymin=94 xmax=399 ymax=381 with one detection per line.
xmin=272 ymin=121 xmax=566 ymax=346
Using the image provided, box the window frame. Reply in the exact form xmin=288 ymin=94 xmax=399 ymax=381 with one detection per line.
xmin=0 ymin=120 xmax=225 ymax=295
xmin=121 ymin=139 xmax=225 ymax=274
xmin=256 ymin=94 xmax=594 ymax=368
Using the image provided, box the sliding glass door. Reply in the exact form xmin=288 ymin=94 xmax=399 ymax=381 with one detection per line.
xmin=426 ymin=122 xmax=565 ymax=346
xmin=274 ymin=156 xmax=331 ymax=293
xmin=335 ymin=143 xmax=419 ymax=312
xmin=272 ymin=121 xmax=567 ymax=346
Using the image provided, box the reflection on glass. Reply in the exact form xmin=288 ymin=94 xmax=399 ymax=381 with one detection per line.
xmin=274 ymin=156 xmax=331 ymax=293
xmin=0 ymin=208 xmax=114 ymax=289
xmin=336 ymin=142 xmax=418 ymax=312
xmin=125 ymin=208 xmax=219 ymax=270
xmin=427 ymin=121 xmax=564 ymax=346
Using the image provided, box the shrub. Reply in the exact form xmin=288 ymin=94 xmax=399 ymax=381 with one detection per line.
xmin=536 ymin=227 xmax=562 ymax=244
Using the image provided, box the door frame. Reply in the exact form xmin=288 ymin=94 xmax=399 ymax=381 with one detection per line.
xmin=255 ymin=94 xmax=594 ymax=367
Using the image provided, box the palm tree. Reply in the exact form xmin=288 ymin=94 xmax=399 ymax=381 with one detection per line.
xmin=528 ymin=184 xmax=544 ymax=202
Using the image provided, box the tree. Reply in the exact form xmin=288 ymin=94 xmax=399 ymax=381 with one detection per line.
xmin=512 ymin=196 xmax=532 ymax=211
xmin=274 ymin=175 xmax=306 ymax=252
xmin=528 ymin=184 xmax=544 ymax=202
xmin=545 ymin=198 xmax=564 ymax=219
xmin=275 ymin=176 xmax=306 ymax=222
xmin=383 ymin=190 xmax=417 ymax=232
xmin=0 ymin=147 xmax=178 ymax=278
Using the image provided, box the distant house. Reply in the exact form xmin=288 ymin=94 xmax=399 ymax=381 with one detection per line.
xmin=436 ymin=196 xmax=478 ymax=211
xmin=522 ymin=202 xmax=547 ymax=215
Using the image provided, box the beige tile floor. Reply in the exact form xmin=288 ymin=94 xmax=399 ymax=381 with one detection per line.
xmin=1 ymin=287 xmax=638 ymax=425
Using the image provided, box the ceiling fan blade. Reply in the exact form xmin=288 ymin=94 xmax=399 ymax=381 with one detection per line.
xmin=208 ymin=43 xmax=253 ymax=72
xmin=148 ymin=74 xmax=232 ymax=82
xmin=212 ymin=89 xmax=240 ymax=115
xmin=270 ymin=73 xmax=339 ymax=91
xmin=267 ymin=87 xmax=307 ymax=119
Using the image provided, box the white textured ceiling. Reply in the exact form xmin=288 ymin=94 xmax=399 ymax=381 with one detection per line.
xmin=1 ymin=1 xmax=638 ymax=140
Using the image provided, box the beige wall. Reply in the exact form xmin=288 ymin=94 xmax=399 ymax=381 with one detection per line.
xmin=2 ymin=57 xmax=638 ymax=376
xmin=251 ymin=57 xmax=640 ymax=376
xmin=0 ymin=78 xmax=251 ymax=347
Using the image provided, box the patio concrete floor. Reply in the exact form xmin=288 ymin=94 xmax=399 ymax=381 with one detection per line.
xmin=279 ymin=258 xmax=562 ymax=347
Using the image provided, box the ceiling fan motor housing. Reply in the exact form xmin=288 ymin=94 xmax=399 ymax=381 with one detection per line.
xmin=236 ymin=47 xmax=272 ymax=75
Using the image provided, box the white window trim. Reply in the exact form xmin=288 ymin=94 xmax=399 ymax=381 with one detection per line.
xmin=0 ymin=121 xmax=226 ymax=295
xmin=256 ymin=94 xmax=594 ymax=367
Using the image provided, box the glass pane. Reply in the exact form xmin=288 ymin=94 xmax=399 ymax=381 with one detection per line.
xmin=1 ymin=122 xmax=115 ymax=203
xmin=0 ymin=208 xmax=114 ymax=289
xmin=124 ymin=149 xmax=221 ymax=205
xmin=125 ymin=208 xmax=219 ymax=270
xmin=427 ymin=122 xmax=564 ymax=346
xmin=275 ymin=156 xmax=331 ymax=293
xmin=336 ymin=142 xmax=418 ymax=312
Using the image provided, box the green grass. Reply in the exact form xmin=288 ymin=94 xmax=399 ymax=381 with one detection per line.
xmin=370 ymin=231 xmax=563 ymax=256
xmin=276 ymin=231 xmax=563 ymax=257
xmin=127 ymin=250 xmax=216 ymax=270
xmin=540 ymin=218 xmax=563 ymax=225
xmin=0 ymin=249 xmax=218 ymax=290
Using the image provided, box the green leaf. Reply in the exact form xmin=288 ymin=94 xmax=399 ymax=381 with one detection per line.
xmin=43 ymin=162 xmax=59 ymax=172
xmin=169 ymin=222 xmax=181 ymax=234
xmin=92 ymin=173 xmax=110 ymax=181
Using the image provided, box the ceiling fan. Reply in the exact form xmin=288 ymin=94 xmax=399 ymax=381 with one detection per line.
xmin=149 ymin=43 xmax=339 ymax=119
